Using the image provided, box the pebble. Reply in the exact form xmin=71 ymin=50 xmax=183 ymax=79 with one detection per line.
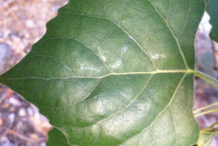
xmin=18 ymin=108 xmax=26 ymax=117
xmin=0 ymin=119 xmax=3 ymax=126
xmin=30 ymin=133 xmax=39 ymax=140
xmin=0 ymin=43 xmax=12 ymax=60
xmin=8 ymin=107 xmax=15 ymax=112
xmin=25 ymin=19 xmax=34 ymax=28
xmin=0 ymin=136 xmax=13 ymax=146
xmin=2 ymin=103 xmax=9 ymax=109
xmin=27 ymin=107 xmax=34 ymax=116
xmin=8 ymin=113 xmax=15 ymax=124
xmin=0 ymin=43 xmax=12 ymax=73
xmin=8 ymin=97 xmax=21 ymax=107
xmin=41 ymin=142 xmax=46 ymax=146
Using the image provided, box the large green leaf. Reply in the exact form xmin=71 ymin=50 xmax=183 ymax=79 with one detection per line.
xmin=0 ymin=0 xmax=205 ymax=145
xmin=207 ymin=0 xmax=218 ymax=42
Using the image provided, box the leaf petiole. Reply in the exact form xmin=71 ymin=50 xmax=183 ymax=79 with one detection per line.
xmin=194 ymin=70 xmax=218 ymax=90
xmin=194 ymin=102 xmax=218 ymax=113
xmin=194 ymin=108 xmax=218 ymax=117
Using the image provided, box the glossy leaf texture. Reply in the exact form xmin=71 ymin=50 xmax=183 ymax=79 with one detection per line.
xmin=0 ymin=0 xmax=205 ymax=146
xmin=207 ymin=0 xmax=218 ymax=42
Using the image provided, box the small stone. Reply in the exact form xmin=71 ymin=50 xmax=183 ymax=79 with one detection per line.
xmin=8 ymin=113 xmax=15 ymax=124
xmin=0 ymin=136 xmax=11 ymax=146
xmin=40 ymin=142 xmax=46 ymax=146
xmin=18 ymin=108 xmax=26 ymax=116
xmin=2 ymin=103 xmax=9 ymax=109
xmin=0 ymin=43 xmax=12 ymax=73
xmin=27 ymin=107 xmax=34 ymax=116
xmin=0 ymin=119 xmax=3 ymax=126
xmin=8 ymin=97 xmax=21 ymax=106
xmin=9 ymin=107 xmax=16 ymax=112
xmin=30 ymin=133 xmax=39 ymax=140
xmin=25 ymin=19 xmax=34 ymax=28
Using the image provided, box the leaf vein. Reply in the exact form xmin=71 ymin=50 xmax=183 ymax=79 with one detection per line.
xmin=70 ymin=75 xmax=153 ymax=129
xmin=148 ymin=0 xmax=189 ymax=70
xmin=119 ymin=73 xmax=187 ymax=145
xmin=59 ymin=12 xmax=159 ymax=70
xmin=170 ymin=107 xmax=178 ymax=146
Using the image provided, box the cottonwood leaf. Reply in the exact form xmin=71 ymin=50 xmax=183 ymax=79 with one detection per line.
xmin=0 ymin=0 xmax=205 ymax=145
xmin=207 ymin=0 xmax=218 ymax=42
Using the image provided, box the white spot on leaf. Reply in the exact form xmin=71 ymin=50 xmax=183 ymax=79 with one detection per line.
xmin=111 ymin=60 xmax=122 ymax=69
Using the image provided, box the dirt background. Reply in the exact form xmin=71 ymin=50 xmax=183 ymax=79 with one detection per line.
xmin=0 ymin=0 xmax=218 ymax=146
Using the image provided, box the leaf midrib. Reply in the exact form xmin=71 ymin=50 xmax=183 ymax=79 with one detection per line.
xmin=0 ymin=70 xmax=194 ymax=81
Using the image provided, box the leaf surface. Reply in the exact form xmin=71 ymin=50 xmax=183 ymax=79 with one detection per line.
xmin=0 ymin=0 xmax=205 ymax=145
xmin=47 ymin=128 xmax=71 ymax=146
xmin=207 ymin=0 xmax=218 ymax=42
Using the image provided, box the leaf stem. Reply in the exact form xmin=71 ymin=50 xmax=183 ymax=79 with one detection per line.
xmin=194 ymin=102 xmax=218 ymax=113
xmin=194 ymin=108 xmax=218 ymax=117
xmin=194 ymin=70 xmax=218 ymax=90
xmin=200 ymin=131 xmax=218 ymax=135
xmin=211 ymin=120 xmax=218 ymax=128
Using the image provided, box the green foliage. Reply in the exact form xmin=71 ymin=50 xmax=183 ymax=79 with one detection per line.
xmin=207 ymin=0 xmax=218 ymax=42
xmin=47 ymin=128 xmax=70 ymax=146
xmin=1 ymin=0 xmax=218 ymax=145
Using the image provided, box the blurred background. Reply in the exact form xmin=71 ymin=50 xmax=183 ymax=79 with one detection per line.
xmin=0 ymin=0 xmax=218 ymax=146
